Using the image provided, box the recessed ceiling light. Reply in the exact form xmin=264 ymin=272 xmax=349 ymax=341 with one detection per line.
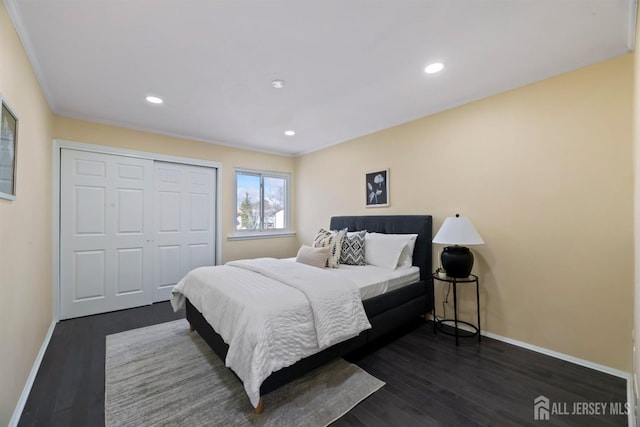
xmin=424 ymin=62 xmax=444 ymax=74
xmin=272 ymin=80 xmax=285 ymax=89
xmin=145 ymin=95 xmax=163 ymax=104
xmin=284 ymin=130 xmax=295 ymax=136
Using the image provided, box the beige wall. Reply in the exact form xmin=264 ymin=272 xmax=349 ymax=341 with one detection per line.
xmin=54 ymin=117 xmax=299 ymax=262
xmin=0 ymin=3 xmax=55 ymax=425
xmin=296 ymin=54 xmax=634 ymax=371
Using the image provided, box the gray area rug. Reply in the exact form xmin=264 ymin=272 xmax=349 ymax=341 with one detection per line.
xmin=105 ymin=319 xmax=384 ymax=426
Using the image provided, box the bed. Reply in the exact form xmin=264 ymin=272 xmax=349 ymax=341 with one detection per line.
xmin=175 ymin=215 xmax=433 ymax=412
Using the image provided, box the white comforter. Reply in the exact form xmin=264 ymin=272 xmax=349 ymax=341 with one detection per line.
xmin=170 ymin=258 xmax=371 ymax=408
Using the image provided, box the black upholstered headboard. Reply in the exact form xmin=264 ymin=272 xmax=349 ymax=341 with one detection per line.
xmin=329 ymin=215 xmax=433 ymax=281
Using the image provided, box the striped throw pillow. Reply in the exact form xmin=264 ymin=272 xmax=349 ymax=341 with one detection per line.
xmin=312 ymin=228 xmax=347 ymax=268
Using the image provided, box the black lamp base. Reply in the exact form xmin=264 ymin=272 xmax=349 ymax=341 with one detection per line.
xmin=441 ymin=246 xmax=474 ymax=278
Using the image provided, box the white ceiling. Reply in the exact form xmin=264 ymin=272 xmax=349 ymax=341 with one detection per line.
xmin=5 ymin=0 xmax=635 ymax=156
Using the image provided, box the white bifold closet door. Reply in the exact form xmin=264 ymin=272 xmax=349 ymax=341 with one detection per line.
xmin=152 ymin=162 xmax=216 ymax=302
xmin=60 ymin=149 xmax=154 ymax=319
xmin=60 ymin=151 xmax=216 ymax=319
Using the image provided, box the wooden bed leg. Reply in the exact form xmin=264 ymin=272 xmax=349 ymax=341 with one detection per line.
xmin=254 ymin=397 xmax=263 ymax=414
xmin=189 ymin=322 xmax=194 ymax=332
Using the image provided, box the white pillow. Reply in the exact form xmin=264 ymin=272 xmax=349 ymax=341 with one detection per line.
xmin=397 ymin=234 xmax=418 ymax=268
xmin=364 ymin=233 xmax=407 ymax=270
xmin=296 ymin=245 xmax=330 ymax=268
xmin=365 ymin=232 xmax=413 ymax=269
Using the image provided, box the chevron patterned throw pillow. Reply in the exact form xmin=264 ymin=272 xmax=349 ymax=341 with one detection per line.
xmin=339 ymin=230 xmax=366 ymax=265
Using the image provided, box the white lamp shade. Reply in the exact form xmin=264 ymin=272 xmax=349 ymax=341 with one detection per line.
xmin=433 ymin=215 xmax=485 ymax=245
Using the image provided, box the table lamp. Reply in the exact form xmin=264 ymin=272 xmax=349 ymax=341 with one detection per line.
xmin=432 ymin=214 xmax=484 ymax=278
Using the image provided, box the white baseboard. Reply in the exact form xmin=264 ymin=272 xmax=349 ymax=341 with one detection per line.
xmin=479 ymin=328 xmax=630 ymax=379
xmin=436 ymin=317 xmax=629 ymax=378
xmin=8 ymin=320 xmax=56 ymax=427
xmin=628 ymin=374 xmax=636 ymax=427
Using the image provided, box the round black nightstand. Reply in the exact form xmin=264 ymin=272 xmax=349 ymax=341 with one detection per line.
xmin=432 ymin=273 xmax=481 ymax=346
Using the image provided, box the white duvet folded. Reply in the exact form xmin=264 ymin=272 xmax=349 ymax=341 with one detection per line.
xmin=170 ymin=257 xmax=371 ymax=408
xmin=227 ymin=258 xmax=371 ymax=348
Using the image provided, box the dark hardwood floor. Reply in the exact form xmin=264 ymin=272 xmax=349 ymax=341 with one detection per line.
xmin=339 ymin=324 xmax=628 ymax=427
xmin=19 ymin=302 xmax=184 ymax=427
xmin=19 ymin=302 xmax=628 ymax=426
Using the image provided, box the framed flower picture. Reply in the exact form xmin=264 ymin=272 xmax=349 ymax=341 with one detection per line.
xmin=365 ymin=169 xmax=389 ymax=207
xmin=0 ymin=93 xmax=18 ymax=201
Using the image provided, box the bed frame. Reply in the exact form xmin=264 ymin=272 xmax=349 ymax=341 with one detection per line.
xmin=185 ymin=215 xmax=433 ymax=412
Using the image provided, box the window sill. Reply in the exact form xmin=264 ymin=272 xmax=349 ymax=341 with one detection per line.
xmin=227 ymin=231 xmax=297 ymax=241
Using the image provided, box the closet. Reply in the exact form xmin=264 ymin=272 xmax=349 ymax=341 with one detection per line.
xmin=59 ymin=148 xmax=216 ymax=319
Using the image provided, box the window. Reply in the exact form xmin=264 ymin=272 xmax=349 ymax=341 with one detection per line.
xmin=234 ymin=168 xmax=291 ymax=238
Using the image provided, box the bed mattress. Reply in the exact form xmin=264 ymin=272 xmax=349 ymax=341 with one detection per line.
xmin=284 ymin=258 xmax=420 ymax=301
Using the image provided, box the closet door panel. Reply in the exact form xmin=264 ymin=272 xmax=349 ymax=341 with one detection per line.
xmin=60 ymin=149 xmax=153 ymax=319
xmin=153 ymin=162 xmax=216 ymax=302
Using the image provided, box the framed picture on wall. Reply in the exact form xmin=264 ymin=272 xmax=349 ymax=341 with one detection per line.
xmin=0 ymin=93 xmax=18 ymax=201
xmin=365 ymin=169 xmax=389 ymax=207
